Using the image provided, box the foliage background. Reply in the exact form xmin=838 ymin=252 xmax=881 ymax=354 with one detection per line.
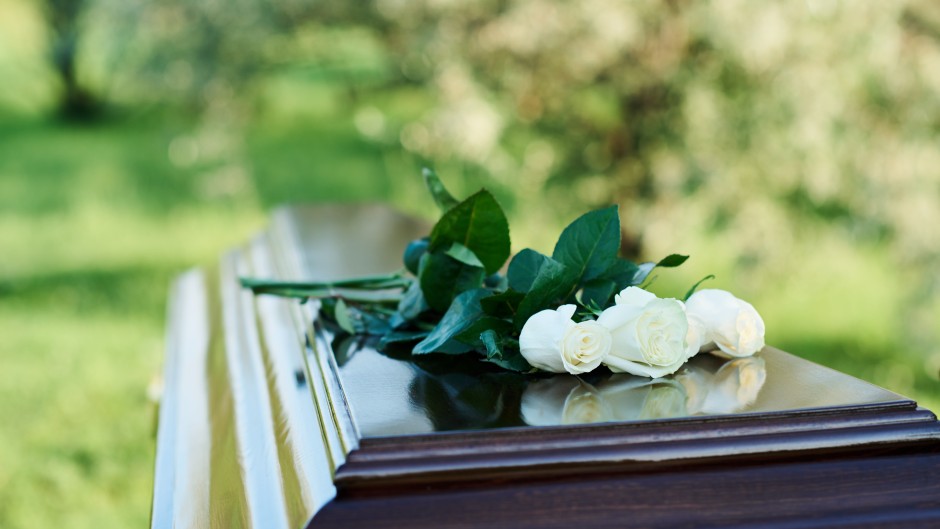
xmin=1 ymin=0 xmax=939 ymax=527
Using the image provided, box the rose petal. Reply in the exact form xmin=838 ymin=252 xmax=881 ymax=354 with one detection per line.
xmin=603 ymin=354 xmax=686 ymax=379
xmin=520 ymin=377 xmax=581 ymax=426
xmin=614 ymin=286 xmax=657 ymax=308
xmin=686 ymin=289 xmax=765 ymax=358
xmin=519 ymin=308 xmax=575 ymax=372
xmin=560 ymin=320 xmax=611 ymax=374
xmin=596 ymin=303 xmax=644 ymax=362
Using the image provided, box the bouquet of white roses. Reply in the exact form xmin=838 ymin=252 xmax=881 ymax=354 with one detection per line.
xmin=242 ymin=169 xmax=765 ymax=377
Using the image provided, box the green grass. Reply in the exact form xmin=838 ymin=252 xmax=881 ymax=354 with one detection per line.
xmin=0 ymin=117 xmax=261 ymax=529
xmin=0 ymin=307 xmax=159 ymax=528
xmin=0 ymin=108 xmax=431 ymax=529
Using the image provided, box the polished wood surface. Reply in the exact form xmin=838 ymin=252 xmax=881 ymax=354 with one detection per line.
xmin=335 ymin=344 xmax=907 ymax=436
xmin=153 ymin=204 xmax=940 ymax=529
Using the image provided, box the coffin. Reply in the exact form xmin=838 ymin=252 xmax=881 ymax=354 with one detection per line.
xmin=151 ymin=205 xmax=940 ymax=529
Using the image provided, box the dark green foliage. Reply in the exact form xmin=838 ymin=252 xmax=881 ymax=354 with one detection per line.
xmin=579 ymin=278 xmax=618 ymax=310
xmin=658 ymin=254 xmax=690 ymax=268
xmin=479 ymin=329 xmax=531 ymax=372
xmin=241 ymin=169 xmax=702 ymax=371
xmin=413 ymin=289 xmax=489 ymax=354
xmin=480 ymin=290 xmax=525 ymax=319
xmin=422 ymin=167 xmax=459 ymax=212
xmin=552 ymin=206 xmax=621 ymax=285
xmin=455 ymin=316 xmax=515 ymax=347
xmin=604 ymin=259 xmax=642 ymax=290
xmin=418 ymin=251 xmax=486 ymax=312
xmin=507 ymin=249 xmax=550 ymax=293
xmin=684 ymin=275 xmax=716 ymax=301
xmin=403 ymin=238 xmax=429 ymax=275
xmin=429 ymin=190 xmax=511 ymax=275
xmin=512 ymin=254 xmax=578 ymax=329
xmin=397 ymin=280 xmax=428 ymax=320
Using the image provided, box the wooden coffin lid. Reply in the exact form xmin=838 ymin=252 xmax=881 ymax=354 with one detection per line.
xmin=268 ymin=206 xmax=940 ymax=491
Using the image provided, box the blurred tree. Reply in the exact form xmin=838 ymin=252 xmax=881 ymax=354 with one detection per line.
xmin=109 ymin=0 xmax=940 ymax=275
xmin=29 ymin=0 xmax=929 ymax=400
xmin=44 ymin=0 xmax=100 ymax=119
xmin=105 ymin=0 xmax=317 ymax=110
xmin=340 ymin=0 xmax=940 ymax=268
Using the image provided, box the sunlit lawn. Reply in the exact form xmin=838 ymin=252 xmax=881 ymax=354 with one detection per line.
xmin=0 ymin=113 xmax=398 ymax=528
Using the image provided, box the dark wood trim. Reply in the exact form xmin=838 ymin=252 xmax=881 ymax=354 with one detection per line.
xmin=334 ymin=402 xmax=939 ymax=490
xmin=312 ymin=452 xmax=940 ymax=529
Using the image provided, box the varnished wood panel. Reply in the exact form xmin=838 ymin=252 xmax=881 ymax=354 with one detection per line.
xmin=313 ymin=452 xmax=940 ymax=529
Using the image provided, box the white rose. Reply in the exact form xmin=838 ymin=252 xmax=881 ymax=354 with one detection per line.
xmin=676 ymin=356 xmax=767 ymax=415
xmin=719 ymin=357 xmax=767 ymax=409
xmin=596 ymin=377 xmax=688 ymax=421
xmin=618 ymin=285 xmax=704 ymax=359
xmin=685 ymin=313 xmax=707 ymax=359
xmin=614 ymin=285 xmax=657 ymax=307
xmin=597 ymin=287 xmax=690 ymax=378
xmin=520 ymin=377 xmax=580 ymax=426
xmin=561 ymin=382 xmax=614 ymax=424
xmin=685 ymin=289 xmax=765 ymax=358
xmin=519 ymin=305 xmax=612 ymax=374
xmin=521 ymin=378 xmax=614 ymax=426
xmin=520 ymin=376 xmax=688 ymax=426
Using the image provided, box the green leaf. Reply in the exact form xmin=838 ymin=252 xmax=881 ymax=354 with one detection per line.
xmin=429 ymin=190 xmax=511 ymax=274
xmin=379 ymin=330 xmax=430 ymax=348
xmin=454 ymin=316 xmax=514 ymax=345
xmin=629 ymin=254 xmax=688 ymax=287
xmin=479 ymin=331 xmax=532 ymax=372
xmin=514 ymin=257 xmax=578 ymax=329
xmin=483 ymin=352 xmax=533 ymax=373
xmin=432 ymin=339 xmax=476 ymax=354
xmin=418 ymin=251 xmax=486 ymax=312
xmin=354 ymin=309 xmax=393 ymax=335
xmin=333 ymin=301 xmax=393 ymax=335
xmin=657 ymin=254 xmax=689 ymax=268
xmin=397 ymin=280 xmax=428 ymax=320
xmin=552 ymin=205 xmax=621 ymax=285
xmin=480 ymin=329 xmax=502 ymax=357
xmin=604 ymin=259 xmax=641 ymax=290
xmin=507 ymin=249 xmax=548 ymax=293
xmin=387 ymin=311 xmax=407 ymax=330
xmin=332 ymin=335 xmax=359 ymax=366
xmin=240 ymin=273 xmax=409 ymax=298
xmin=241 ymin=273 xmax=408 ymax=293
xmin=684 ymin=274 xmax=716 ymax=301
xmin=484 ymin=272 xmax=508 ymax=290
xmin=334 ymin=299 xmax=356 ymax=334
xmin=480 ymin=289 xmax=525 ymax=319
xmin=422 ymin=167 xmax=460 ymax=212
xmin=579 ymin=278 xmax=617 ymax=309
xmin=403 ymin=238 xmax=429 ymax=275
xmin=413 ymin=289 xmax=490 ymax=354
xmin=632 ymin=262 xmax=656 ymax=286
xmin=445 ymin=242 xmax=485 ymax=268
